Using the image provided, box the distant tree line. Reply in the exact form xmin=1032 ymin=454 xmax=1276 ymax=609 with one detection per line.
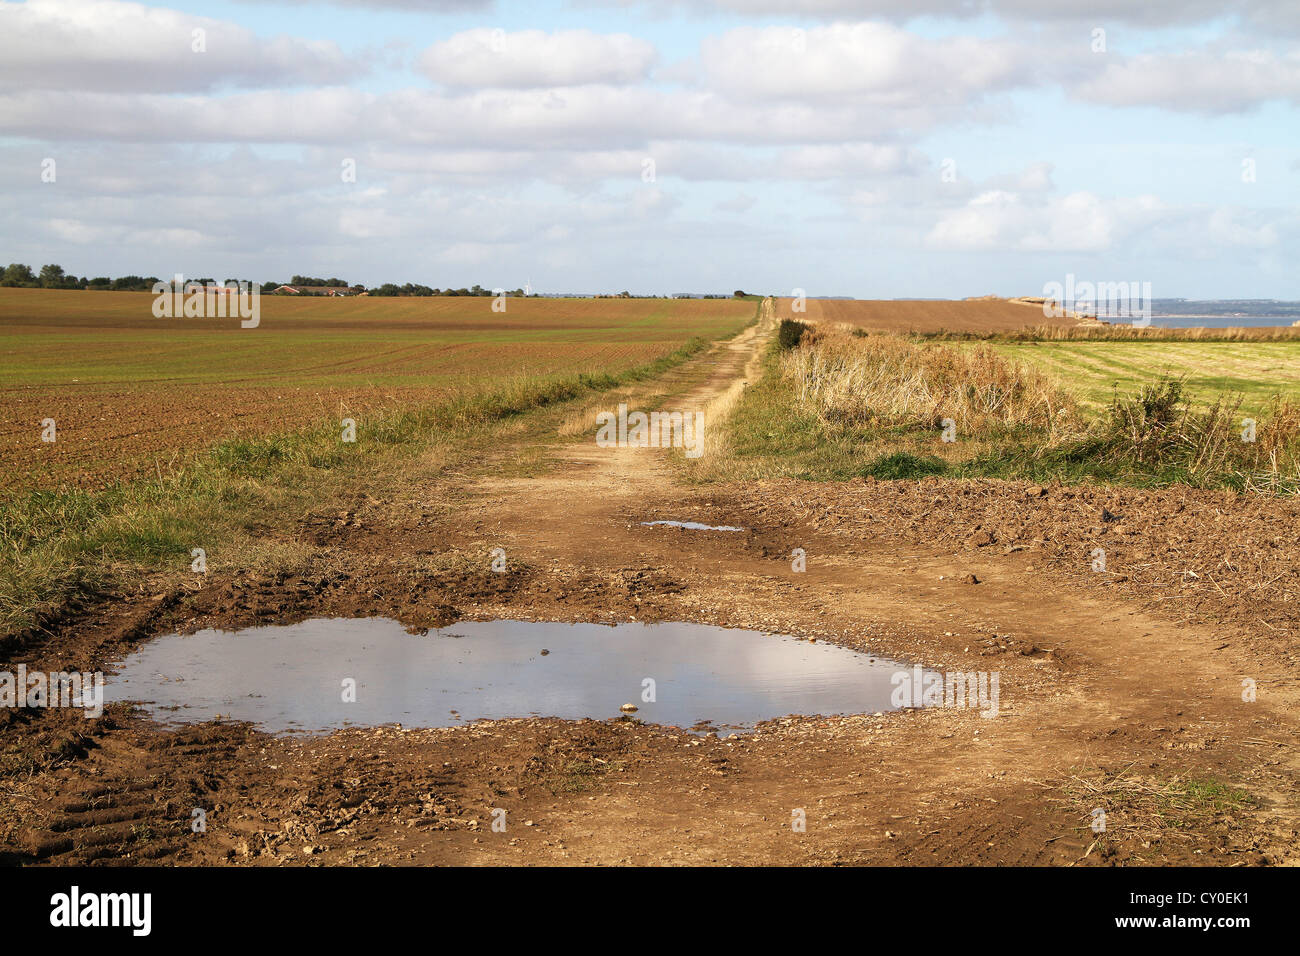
xmin=1 ymin=264 xmax=267 ymax=291
xmin=0 ymin=265 xmax=527 ymax=297
xmin=1 ymin=263 xmax=160 ymax=289
xmin=288 ymin=275 xmax=350 ymax=288
xmin=366 ymin=283 xmax=526 ymax=297
xmin=3 ymin=265 xmax=733 ymax=299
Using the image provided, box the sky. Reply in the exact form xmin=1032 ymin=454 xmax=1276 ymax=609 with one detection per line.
xmin=1 ymin=0 xmax=1297 ymax=298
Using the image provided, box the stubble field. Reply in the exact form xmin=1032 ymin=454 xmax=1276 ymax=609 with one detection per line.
xmin=988 ymin=340 xmax=1300 ymax=413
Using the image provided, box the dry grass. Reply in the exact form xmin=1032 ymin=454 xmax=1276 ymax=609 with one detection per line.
xmin=927 ymin=323 xmax=1300 ymax=342
xmin=1048 ymin=763 xmax=1255 ymax=861
xmin=781 ymin=326 xmax=1080 ymax=441
xmin=702 ymin=324 xmax=1300 ymax=493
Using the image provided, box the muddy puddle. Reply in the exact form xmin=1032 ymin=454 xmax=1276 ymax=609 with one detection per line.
xmin=640 ymin=520 xmax=745 ymax=531
xmin=105 ymin=618 xmax=914 ymax=735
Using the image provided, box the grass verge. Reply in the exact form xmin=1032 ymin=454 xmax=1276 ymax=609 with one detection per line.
xmin=687 ymin=327 xmax=1300 ymax=494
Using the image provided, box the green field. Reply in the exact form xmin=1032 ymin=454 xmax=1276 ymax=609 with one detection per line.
xmin=988 ymin=340 xmax=1300 ymax=413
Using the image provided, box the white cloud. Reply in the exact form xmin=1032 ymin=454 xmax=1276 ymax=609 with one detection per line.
xmin=777 ymin=143 xmax=923 ymax=178
xmin=1073 ymin=49 xmax=1300 ymax=113
xmin=1013 ymin=162 xmax=1054 ymax=193
xmin=980 ymin=161 xmax=1055 ymax=194
xmin=1204 ymin=206 xmax=1279 ymax=248
xmin=645 ymin=0 xmax=1300 ymax=35
xmin=926 ymin=190 xmax=1151 ymax=252
xmin=1 ymin=2 xmax=1295 ymax=295
xmin=924 ymin=188 xmax=1290 ymax=259
xmin=251 ymin=0 xmax=487 ymax=7
xmin=700 ymin=22 xmax=1029 ymax=106
xmin=715 ymin=192 xmax=756 ymax=213
xmin=338 ymin=205 xmax=405 ymax=240
xmin=420 ymin=29 xmax=657 ymax=89
xmin=0 ymin=83 xmax=968 ymax=149
xmin=46 ymin=216 xmax=203 ymax=246
xmin=0 ymin=0 xmax=357 ymax=93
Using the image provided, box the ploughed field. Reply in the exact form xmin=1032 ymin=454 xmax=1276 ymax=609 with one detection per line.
xmin=774 ymin=296 xmax=1076 ymax=332
xmin=0 ymin=289 xmax=754 ymax=491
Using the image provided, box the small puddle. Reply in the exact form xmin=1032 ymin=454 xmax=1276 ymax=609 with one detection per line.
xmin=105 ymin=618 xmax=915 ymax=736
xmin=640 ymin=520 xmax=745 ymax=532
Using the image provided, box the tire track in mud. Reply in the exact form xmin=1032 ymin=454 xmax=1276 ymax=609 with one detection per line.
xmin=15 ymin=722 xmax=254 ymax=866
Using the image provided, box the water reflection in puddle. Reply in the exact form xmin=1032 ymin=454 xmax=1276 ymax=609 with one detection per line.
xmin=640 ymin=520 xmax=745 ymax=532
xmin=106 ymin=618 xmax=914 ymax=736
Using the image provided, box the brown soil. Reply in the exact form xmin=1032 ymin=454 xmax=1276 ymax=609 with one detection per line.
xmin=775 ymin=296 xmax=1078 ymax=332
xmin=2 ymin=300 xmax=1297 ymax=867
xmin=1 ymin=381 xmax=455 ymax=492
xmin=0 ymin=288 xmax=750 ymax=491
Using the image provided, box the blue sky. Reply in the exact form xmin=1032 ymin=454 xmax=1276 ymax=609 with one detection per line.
xmin=1 ymin=0 xmax=1297 ymax=297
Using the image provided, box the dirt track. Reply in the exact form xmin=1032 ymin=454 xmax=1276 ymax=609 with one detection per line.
xmin=3 ymin=299 xmax=1298 ymax=866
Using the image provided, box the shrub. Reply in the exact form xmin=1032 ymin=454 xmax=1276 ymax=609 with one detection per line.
xmin=778 ymin=319 xmax=808 ymax=350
